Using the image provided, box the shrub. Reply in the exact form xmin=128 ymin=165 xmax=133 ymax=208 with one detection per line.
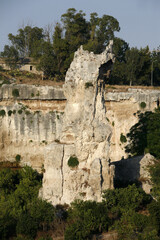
xmin=85 ymin=82 xmax=93 ymax=89
xmin=68 ymin=156 xmax=79 ymax=168
xmin=65 ymin=200 xmax=110 ymax=240
xmin=16 ymin=212 xmax=38 ymax=238
xmin=31 ymin=93 xmax=34 ymax=97
xmin=15 ymin=154 xmax=21 ymax=163
xmin=0 ymin=109 xmax=6 ymax=117
xmin=25 ymin=110 xmax=30 ymax=115
xmin=114 ymin=210 xmax=158 ymax=240
xmin=102 ymin=184 xmax=152 ymax=213
xmin=12 ymin=89 xmax=19 ymax=97
xmin=140 ymin=102 xmax=146 ymax=109
xmin=8 ymin=110 xmax=12 ymax=116
xmin=18 ymin=109 xmax=23 ymax=114
xmin=120 ymin=133 xmax=127 ymax=143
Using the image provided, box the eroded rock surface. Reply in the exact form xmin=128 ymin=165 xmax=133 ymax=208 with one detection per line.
xmin=41 ymin=41 xmax=115 ymax=204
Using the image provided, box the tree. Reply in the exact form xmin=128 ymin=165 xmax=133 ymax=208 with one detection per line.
xmin=0 ymin=166 xmax=55 ymax=239
xmin=84 ymin=13 xmax=120 ymax=53
xmin=150 ymin=49 xmax=160 ymax=86
xmin=110 ymin=37 xmax=129 ymax=85
xmin=37 ymin=41 xmax=55 ymax=78
xmin=96 ymin=15 xmax=120 ymax=53
xmin=1 ymin=45 xmax=19 ymax=69
xmin=126 ymin=108 xmax=160 ymax=158
xmin=65 ymin=200 xmax=110 ymax=240
xmin=61 ymin=8 xmax=90 ymax=52
xmin=125 ymin=47 xmax=141 ymax=86
xmin=8 ymin=25 xmax=44 ymax=57
xmin=114 ymin=210 xmax=159 ymax=240
xmin=52 ymin=23 xmax=69 ymax=77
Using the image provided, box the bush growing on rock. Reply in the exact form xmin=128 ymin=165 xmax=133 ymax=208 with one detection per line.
xmin=85 ymin=82 xmax=93 ymax=89
xmin=0 ymin=109 xmax=5 ymax=117
xmin=120 ymin=133 xmax=127 ymax=143
xmin=140 ymin=101 xmax=146 ymax=109
xmin=15 ymin=154 xmax=21 ymax=163
xmin=67 ymin=156 xmax=79 ymax=168
xmin=12 ymin=88 xmax=19 ymax=97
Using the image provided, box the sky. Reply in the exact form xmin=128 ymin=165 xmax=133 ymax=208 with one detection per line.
xmin=0 ymin=0 xmax=160 ymax=52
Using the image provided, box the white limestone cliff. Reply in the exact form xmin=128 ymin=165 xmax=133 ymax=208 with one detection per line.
xmin=41 ymin=41 xmax=115 ymax=204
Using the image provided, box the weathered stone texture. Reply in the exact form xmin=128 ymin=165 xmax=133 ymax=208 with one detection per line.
xmin=0 ymin=103 xmax=63 ymax=171
xmin=0 ymin=84 xmax=65 ymax=100
xmin=41 ymin=42 xmax=115 ymax=204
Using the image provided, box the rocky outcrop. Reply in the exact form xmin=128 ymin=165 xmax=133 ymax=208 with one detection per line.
xmin=139 ymin=153 xmax=155 ymax=194
xmin=41 ymin=41 xmax=115 ymax=204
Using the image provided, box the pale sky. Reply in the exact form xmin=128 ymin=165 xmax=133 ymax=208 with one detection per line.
xmin=0 ymin=0 xmax=160 ymax=52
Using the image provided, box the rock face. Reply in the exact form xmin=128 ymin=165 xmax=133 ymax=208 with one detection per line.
xmin=0 ymin=85 xmax=65 ymax=172
xmin=0 ymin=82 xmax=159 ymax=171
xmin=41 ymin=41 xmax=115 ymax=204
xmin=112 ymin=153 xmax=155 ymax=193
xmin=139 ymin=153 xmax=155 ymax=194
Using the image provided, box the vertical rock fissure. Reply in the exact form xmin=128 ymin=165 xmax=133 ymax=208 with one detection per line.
xmin=99 ymin=159 xmax=104 ymax=194
xmin=60 ymin=144 xmax=64 ymax=200
xmin=92 ymin=80 xmax=99 ymax=120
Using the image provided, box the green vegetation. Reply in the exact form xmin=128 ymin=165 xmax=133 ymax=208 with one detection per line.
xmin=120 ymin=133 xmax=127 ymax=143
xmin=140 ymin=101 xmax=147 ymax=109
xmin=1 ymin=45 xmax=19 ymax=70
xmin=0 ymin=166 xmax=55 ymax=240
xmin=25 ymin=110 xmax=31 ymax=115
xmin=0 ymin=8 xmax=120 ymax=80
xmin=8 ymin=110 xmax=12 ymax=116
xmin=126 ymin=108 xmax=160 ymax=158
xmin=85 ymin=82 xmax=93 ymax=88
xmin=68 ymin=156 xmax=79 ymax=168
xmin=65 ymin=200 xmax=110 ymax=240
xmin=15 ymin=154 xmax=21 ymax=163
xmin=1 ymin=165 xmax=160 ymax=239
xmin=0 ymin=109 xmax=6 ymax=117
xmin=18 ymin=109 xmax=23 ymax=114
xmin=0 ymin=8 xmax=160 ymax=85
xmin=12 ymin=89 xmax=19 ymax=97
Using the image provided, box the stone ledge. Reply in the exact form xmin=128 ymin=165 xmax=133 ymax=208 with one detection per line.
xmin=0 ymin=84 xmax=65 ymax=100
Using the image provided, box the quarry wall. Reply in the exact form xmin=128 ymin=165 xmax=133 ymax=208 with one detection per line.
xmin=0 ymin=84 xmax=159 ymax=172
xmin=0 ymin=84 xmax=65 ymax=172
